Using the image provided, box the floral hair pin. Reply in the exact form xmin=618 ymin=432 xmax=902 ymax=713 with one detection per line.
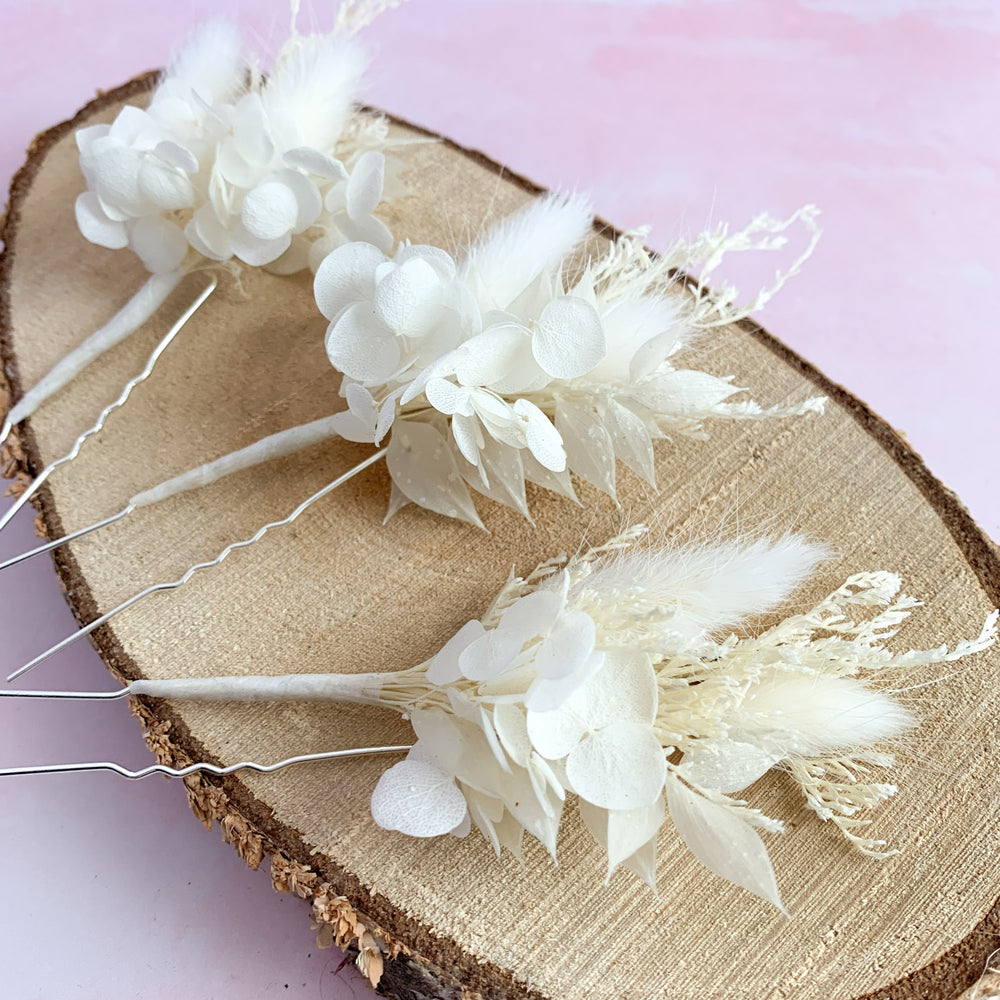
xmin=4 ymin=526 xmax=995 ymax=912
xmin=0 ymin=2 xmax=406 ymax=532
xmin=4 ymin=191 xmax=825 ymax=681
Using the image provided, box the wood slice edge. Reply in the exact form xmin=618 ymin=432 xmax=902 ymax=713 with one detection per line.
xmin=2 ymin=72 xmax=998 ymax=1000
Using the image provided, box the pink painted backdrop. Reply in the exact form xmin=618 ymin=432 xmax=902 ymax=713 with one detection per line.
xmin=0 ymin=1 xmax=997 ymax=997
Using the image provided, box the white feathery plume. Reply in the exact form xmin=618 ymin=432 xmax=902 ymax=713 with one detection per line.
xmin=460 ymin=190 xmax=595 ymax=311
xmin=160 ymin=17 xmax=246 ymax=108
xmin=33 ymin=527 xmax=996 ymax=911
xmin=262 ymin=32 xmax=369 ymax=157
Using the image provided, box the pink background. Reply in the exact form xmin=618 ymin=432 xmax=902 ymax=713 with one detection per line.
xmin=1 ymin=1 xmax=997 ymax=997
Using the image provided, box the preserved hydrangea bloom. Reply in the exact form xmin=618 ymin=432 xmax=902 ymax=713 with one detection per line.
xmin=315 ymin=194 xmax=825 ymax=526
xmin=74 ymin=18 xmax=393 ymax=276
xmin=362 ymin=529 xmax=998 ymax=908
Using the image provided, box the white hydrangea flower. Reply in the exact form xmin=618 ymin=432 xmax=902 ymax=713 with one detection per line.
xmin=359 ymin=529 xmax=996 ymax=908
xmin=74 ymin=17 xmax=395 ymax=277
xmin=315 ymin=193 xmax=826 ymax=525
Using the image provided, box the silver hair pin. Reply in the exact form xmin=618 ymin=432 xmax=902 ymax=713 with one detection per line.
xmin=6 ymin=446 xmax=388 ymax=682
xmin=0 ymin=745 xmax=411 ymax=780
xmin=0 ymin=275 xmax=218 ymax=536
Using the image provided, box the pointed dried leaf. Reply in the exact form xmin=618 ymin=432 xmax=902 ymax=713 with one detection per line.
xmin=665 ymin=773 xmax=785 ymax=912
xmin=387 ymin=421 xmax=484 ymax=527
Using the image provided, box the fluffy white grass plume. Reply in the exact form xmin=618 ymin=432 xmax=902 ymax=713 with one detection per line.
xmin=120 ymin=527 xmax=998 ymax=912
xmin=317 ymin=194 xmax=826 ymax=526
xmin=160 ymin=17 xmax=245 ymax=109
xmin=75 ymin=10 xmax=395 ymax=277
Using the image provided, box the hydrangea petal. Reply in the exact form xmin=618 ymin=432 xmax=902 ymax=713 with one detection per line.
xmin=526 ymin=699 xmax=589 ymax=760
xmin=154 ymin=140 xmax=199 ymax=174
xmin=453 ymin=325 xmax=533 ymax=388
xmin=76 ymin=123 xmax=110 ymax=154
xmin=395 ymin=244 xmax=458 ymax=282
xmin=75 ymin=192 xmax=128 ymax=250
xmin=271 ymin=168 xmax=323 ymax=233
xmin=525 ymin=650 xmax=605 ymax=713
xmin=346 ymin=150 xmax=385 ymax=219
xmin=497 ymin=589 xmax=565 ymax=649
xmin=216 ymin=139 xmax=259 ymax=189
xmin=264 ymin=235 xmax=311 ymax=276
xmin=92 ymin=143 xmax=148 ymax=217
xmin=329 ymin=409 xmax=377 ymax=444
xmin=228 ymin=223 xmax=291 ymax=267
xmin=578 ymin=651 xmax=658 ymax=729
xmin=130 ymin=216 xmax=189 ymax=274
xmin=512 ymin=398 xmax=565 ymax=473
xmin=373 ymin=257 xmax=444 ymax=338
xmin=566 ymin=722 xmax=666 ymax=810
xmin=531 ymin=611 xmax=596 ymax=680
xmin=284 ymin=147 xmax=349 ymax=180
xmin=334 ymin=211 xmax=394 ymax=254
xmin=138 ymin=156 xmax=195 ymax=211
xmin=426 ymin=379 xmax=473 ymax=417
xmin=665 ymin=773 xmax=785 ymax=912
xmin=426 ymin=619 xmax=485 ymax=685
xmin=186 ymin=204 xmax=232 ymax=261
xmin=314 ymin=241 xmax=385 ymax=321
xmin=458 ymin=628 xmax=523 ymax=681
xmin=370 ymin=759 xmax=468 ymax=838
xmin=532 ymin=296 xmax=606 ymax=378
xmin=241 ymin=180 xmax=300 ymax=240
xmin=325 ymin=301 xmax=400 ymax=383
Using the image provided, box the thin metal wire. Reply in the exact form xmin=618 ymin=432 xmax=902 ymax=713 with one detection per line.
xmin=0 ymin=417 xmax=11 ymax=452
xmin=0 ymin=686 xmax=130 ymax=699
xmin=7 ymin=445 xmax=390 ymax=683
xmin=0 ymin=744 xmax=411 ymax=779
xmin=0 ymin=504 xmax=134 ymax=572
xmin=0 ymin=277 xmax=217 ymax=535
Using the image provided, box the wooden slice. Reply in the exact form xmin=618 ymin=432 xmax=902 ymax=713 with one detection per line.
xmin=2 ymin=76 xmax=999 ymax=1000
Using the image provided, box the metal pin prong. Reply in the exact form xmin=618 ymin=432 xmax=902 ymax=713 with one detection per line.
xmin=0 ymin=745 xmax=411 ymax=779
xmin=0 ymin=276 xmax=217 ymax=536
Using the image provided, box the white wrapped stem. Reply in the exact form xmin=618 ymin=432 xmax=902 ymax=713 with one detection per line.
xmin=129 ymin=672 xmax=385 ymax=703
xmin=130 ymin=413 xmax=343 ymax=507
xmin=6 ymin=269 xmax=186 ymax=429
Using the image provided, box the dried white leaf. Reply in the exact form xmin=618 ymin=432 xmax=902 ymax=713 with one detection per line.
xmin=665 ymin=773 xmax=785 ymax=912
